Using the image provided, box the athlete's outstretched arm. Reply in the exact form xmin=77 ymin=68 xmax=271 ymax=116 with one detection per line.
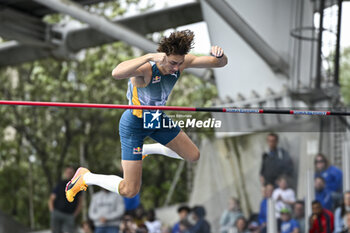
xmin=183 ymin=46 xmax=228 ymax=69
xmin=112 ymin=53 xmax=166 ymax=80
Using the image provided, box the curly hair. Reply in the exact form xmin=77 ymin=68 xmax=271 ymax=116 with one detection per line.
xmin=157 ymin=30 xmax=194 ymax=55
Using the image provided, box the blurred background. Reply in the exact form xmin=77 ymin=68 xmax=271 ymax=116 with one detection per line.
xmin=0 ymin=0 xmax=350 ymax=233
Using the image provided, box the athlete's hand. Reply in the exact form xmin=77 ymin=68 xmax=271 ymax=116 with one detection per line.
xmin=149 ymin=53 xmax=167 ymax=64
xmin=210 ymin=45 xmax=224 ymax=58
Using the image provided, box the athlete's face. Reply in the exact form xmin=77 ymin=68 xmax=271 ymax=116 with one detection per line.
xmin=164 ymin=54 xmax=185 ymax=74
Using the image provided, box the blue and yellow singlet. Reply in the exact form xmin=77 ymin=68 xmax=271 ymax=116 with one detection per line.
xmin=126 ymin=61 xmax=180 ymax=118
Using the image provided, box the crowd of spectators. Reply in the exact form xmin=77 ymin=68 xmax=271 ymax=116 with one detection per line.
xmin=49 ymin=133 xmax=347 ymax=233
xmin=48 ymin=170 xmax=211 ymax=233
xmin=255 ymin=133 xmax=345 ymax=233
xmin=217 ymin=133 xmax=346 ymax=233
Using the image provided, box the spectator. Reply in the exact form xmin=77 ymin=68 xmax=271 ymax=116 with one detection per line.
xmin=172 ymin=205 xmax=191 ymax=233
xmin=272 ymin=175 xmax=296 ymax=218
xmin=233 ymin=216 xmax=250 ymax=233
xmin=247 ymin=220 xmax=259 ymax=233
xmin=309 ymin=200 xmax=334 ymax=233
xmin=247 ymin=214 xmax=259 ymax=233
xmin=315 ymin=176 xmax=333 ymax=211
xmin=134 ymin=205 xmax=146 ymax=227
xmin=314 ymin=154 xmax=343 ymax=194
xmin=293 ymin=201 xmax=305 ymax=233
xmin=189 ymin=206 xmax=210 ymax=233
xmin=340 ymin=213 xmax=350 ymax=233
xmin=334 ymin=191 xmax=350 ymax=233
xmin=88 ymin=189 xmax=125 ymax=233
xmin=161 ymin=226 xmax=172 ymax=233
xmin=258 ymin=183 xmax=275 ymax=229
xmin=260 ymin=133 xmax=294 ymax=186
xmin=124 ymin=193 xmax=141 ymax=217
xmin=145 ymin=209 xmax=162 ymax=233
xmin=136 ymin=225 xmax=148 ymax=233
xmin=280 ymin=207 xmax=299 ymax=233
xmin=120 ymin=215 xmax=138 ymax=233
xmin=48 ymin=166 xmax=83 ymax=233
xmin=220 ymin=197 xmax=244 ymax=233
xmin=179 ymin=219 xmax=192 ymax=233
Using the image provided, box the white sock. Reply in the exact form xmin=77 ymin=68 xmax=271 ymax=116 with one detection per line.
xmin=83 ymin=173 xmax=123 ymax=194
xmin=142 ymin=143 xmax=183 ymax=160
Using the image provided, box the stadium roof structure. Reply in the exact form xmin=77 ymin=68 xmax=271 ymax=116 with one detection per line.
xmin=0 ymin=0 xmax=117 ymax=17
xmin=0 ymin=0 xmax=204 ymax=76
xmin=0 ymin=0 xmax=343 ymax=75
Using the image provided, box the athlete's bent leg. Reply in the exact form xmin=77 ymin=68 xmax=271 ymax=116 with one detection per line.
xmin=84 ymin=160 xmax=142 ymax=197
xmin=117 ymin=110 xmax=144 ymax=197
xmin=118 ymin=160 xmax=142 ymax=198
xmin=165 ymin=130 xmax=200 ymax=162
xmin=66 ymin=160 xmax=142 ymax=200
xmin=67 ymin=110 xmax=146 ymax=201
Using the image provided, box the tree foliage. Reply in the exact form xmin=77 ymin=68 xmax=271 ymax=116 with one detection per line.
xmin=0 ymin=5 xmax=217 ymax=230
xmin=340 ymin=47 xmax=350 ymax=105
xmin=0 ymin=41 xmax=132 ymax=229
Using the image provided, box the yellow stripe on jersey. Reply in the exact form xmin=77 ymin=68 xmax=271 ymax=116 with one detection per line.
xmin=132 ymin=86 xmax=143 ymax=118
